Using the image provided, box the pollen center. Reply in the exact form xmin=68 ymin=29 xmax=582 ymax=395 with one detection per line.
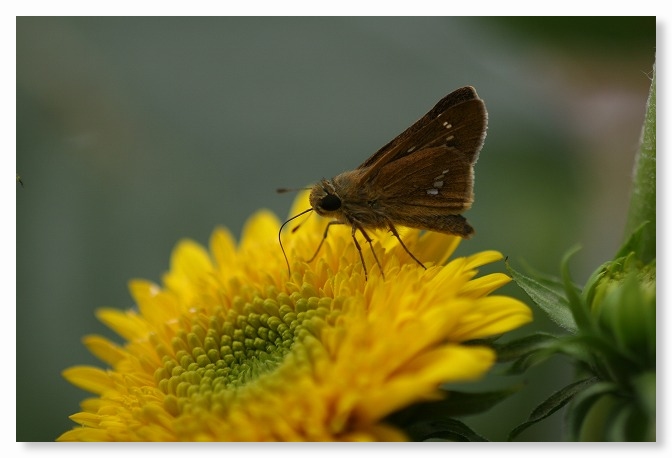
xmin=153 ymin=289 xmax=336 ymax=417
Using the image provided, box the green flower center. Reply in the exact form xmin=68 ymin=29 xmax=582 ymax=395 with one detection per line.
xmin=154 ymin=286 xmax=339 ymax=416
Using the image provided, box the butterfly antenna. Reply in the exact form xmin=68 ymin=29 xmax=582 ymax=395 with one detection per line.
xmin=276 ymin=187 xmax=311 ymax=194
xmin=278 ymin=207 xmax=313 ymax=277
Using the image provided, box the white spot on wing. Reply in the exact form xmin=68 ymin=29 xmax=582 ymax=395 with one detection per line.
xmin=406 ymin=146 xmax=416 ymax=153
xmin=426 ymin=188 xmax=439 ymax=196
xmin=434 ymin=169 xmax=449 ymax=181
xmin=433 ymin=180 xmax=444 ymax=188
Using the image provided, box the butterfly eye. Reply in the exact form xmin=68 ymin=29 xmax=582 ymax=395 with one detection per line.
xmin=319 ymin=194 xmax=342 ymax=212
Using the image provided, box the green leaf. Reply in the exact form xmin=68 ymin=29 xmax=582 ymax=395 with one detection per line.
xmin=403 ymin=419 xmax=488 ymax=442
xmin=581 ymin=259 xmax=612 ymax=306
xmin=493 ymin=333 xmax=561 ymax=375
xmin=565 ymin=380 xmax=618 ymax=440
xmin=571 ymin=379 xmax=655 ymax=441
xmin=388 ymin=387 xmax=520 ymax=427
xmin=502 ymin=350 xmax=555 ymax=375
xmin=560 ymin=246 xmax=593 ymax=331
xmin=620 ymin=404 xmax=655 ymax=442
xmin=438 ymin=388 xmax=522 ymax=417
xmin=616 ymin=221 xmax=652 ymax=260
xmin=608 ymin=403 xmax=637 ymax=441
xmin=494 ymin=332 xmax=559 ymax=363
xmin=507 ymin=261 xmax=577 ymax=332
xmin=631 ymin=371 xmax=656 ymax=420
xmin=508 ymin=377 xmax=598 ymax=441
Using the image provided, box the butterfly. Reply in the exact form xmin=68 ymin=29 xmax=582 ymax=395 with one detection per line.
xmin=279 ymin=86 xmax=487 ymax=279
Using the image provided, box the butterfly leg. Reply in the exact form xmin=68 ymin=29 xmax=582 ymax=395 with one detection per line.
xmin=387 ymin=223 xmax=426 ymax=270
xmin=307 ymin=220 xmax=344 ymax=263
xmin=354 ymin=225 xmax=385 ymax=280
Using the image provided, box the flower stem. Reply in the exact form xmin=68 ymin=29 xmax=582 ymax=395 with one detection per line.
xmin=624 ymin=62 xmax=656 ymax=263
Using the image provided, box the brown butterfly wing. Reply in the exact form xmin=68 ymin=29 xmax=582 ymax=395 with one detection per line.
xmin=372 ymin=146 xmax=475 ymax=210
xmin=358 ymin=86 xmax=485 ymax=172
xmin=358 ymin=88 xmax=487 ymax=236
xmin=361 ymin=91 xmax=487 ymax=207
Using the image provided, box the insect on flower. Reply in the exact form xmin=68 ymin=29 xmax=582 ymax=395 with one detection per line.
xmin=279 ymin=86 xmax=488 ymax=279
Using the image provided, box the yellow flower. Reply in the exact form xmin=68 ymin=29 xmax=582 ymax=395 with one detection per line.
xmin=58 ymin=192 xmax=532 ymax=441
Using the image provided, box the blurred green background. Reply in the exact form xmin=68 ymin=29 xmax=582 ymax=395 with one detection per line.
xmin=16 ymin=17 xmax=655 ymax=441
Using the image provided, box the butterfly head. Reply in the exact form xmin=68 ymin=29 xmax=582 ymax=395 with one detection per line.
xmin=309 ymin=179 xmax=342 ymax=217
